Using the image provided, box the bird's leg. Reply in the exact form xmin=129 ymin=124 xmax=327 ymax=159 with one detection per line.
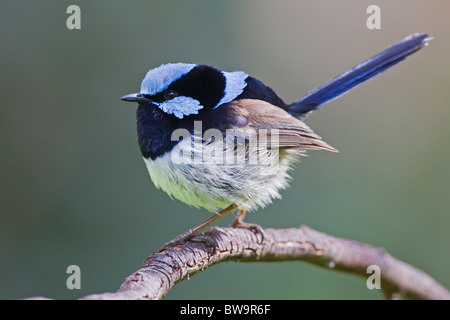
xmin=229 ymin=209 xmax=266 ymax=243
xmin=229 ymin=209 xmax=248 ymax=227
xmin=162 ymin=203 xmax=238 ymax=249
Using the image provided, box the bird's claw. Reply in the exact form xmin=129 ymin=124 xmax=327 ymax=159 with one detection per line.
xmin=161 ymin=229 xmax=217 ymax=255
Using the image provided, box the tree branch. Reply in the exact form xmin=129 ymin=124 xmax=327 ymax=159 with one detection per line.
xmin=71 ymin=225 xmax=449 ymax=300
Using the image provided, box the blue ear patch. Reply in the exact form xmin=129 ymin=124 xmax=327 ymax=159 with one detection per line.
xmin=140 ymin=63 xmax=196 ymax=95
xmin=214 ymin=70 xmax=248 ymax=108
xmin=156 ymin=96 xmax=203 ymax=119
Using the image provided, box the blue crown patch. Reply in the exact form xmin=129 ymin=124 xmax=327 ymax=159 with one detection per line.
xmin=140 ymin=63 xmax=196 ymax=96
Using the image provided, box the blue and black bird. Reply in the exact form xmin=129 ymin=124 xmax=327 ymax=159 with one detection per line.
xmin=121 ymin=33 xmax=431 ymax=244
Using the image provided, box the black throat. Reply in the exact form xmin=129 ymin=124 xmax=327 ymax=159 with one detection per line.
xmin=136 ymin=102 xmax=236 ymax=160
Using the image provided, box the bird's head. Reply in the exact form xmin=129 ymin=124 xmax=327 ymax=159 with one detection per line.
xmin=121 ymin=63 xmax=248 ymax=119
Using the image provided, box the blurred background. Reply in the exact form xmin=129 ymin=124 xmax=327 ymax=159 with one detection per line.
xmin=1 ymin=0 xmax=449 ymax=300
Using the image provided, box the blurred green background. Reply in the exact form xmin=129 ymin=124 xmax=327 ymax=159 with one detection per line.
xmin=1 ymin=0 xmax=449 ymax=300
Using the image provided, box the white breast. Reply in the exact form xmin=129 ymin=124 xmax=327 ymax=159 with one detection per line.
xmin=144 ymin=135 xmax=303 ymax=212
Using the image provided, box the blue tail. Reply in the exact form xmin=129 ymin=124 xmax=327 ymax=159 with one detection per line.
xmin=289 ymin=33 xmax=432 ymax=118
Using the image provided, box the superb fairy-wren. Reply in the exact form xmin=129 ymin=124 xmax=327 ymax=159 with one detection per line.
xmin=121 ymin=33 xmax=431 ymax=244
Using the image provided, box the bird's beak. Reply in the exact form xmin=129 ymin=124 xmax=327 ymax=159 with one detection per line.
xmin=120 ymin=93 xmax=152 ymax=103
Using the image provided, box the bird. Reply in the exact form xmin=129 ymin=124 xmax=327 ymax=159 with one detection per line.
xmin=121 ymin=33 xmax=431 ymax=245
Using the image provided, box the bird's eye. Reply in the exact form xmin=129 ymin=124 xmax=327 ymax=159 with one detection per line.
xmin=164 ymin=90 xmax=178 ymax=100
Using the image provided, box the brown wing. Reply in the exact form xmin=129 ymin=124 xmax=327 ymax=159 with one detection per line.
xmin=227 ymin=99 xmax=338 ymax=152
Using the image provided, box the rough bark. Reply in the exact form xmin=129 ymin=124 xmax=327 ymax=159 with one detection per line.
xmin=69 ymin=225 xmax=450 ymax=300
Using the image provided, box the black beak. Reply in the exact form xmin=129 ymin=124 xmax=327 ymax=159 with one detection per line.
xmin=120 ymin=93 xmax=152 ymax=103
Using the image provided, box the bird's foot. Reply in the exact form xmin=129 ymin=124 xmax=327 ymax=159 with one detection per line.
xmin=161 ymin=228 xmax=198 ymax=248
xmin=229 ymin=210 xmax=266 ymax=244
xmin=161 ymin=227 xmax=218 ymax=254
xmin=161 ymin=204 xmax=238 ymax=253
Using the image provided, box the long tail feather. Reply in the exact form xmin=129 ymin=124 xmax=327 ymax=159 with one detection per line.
xmin=289 ymin=33 xmax=432 ymax=118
